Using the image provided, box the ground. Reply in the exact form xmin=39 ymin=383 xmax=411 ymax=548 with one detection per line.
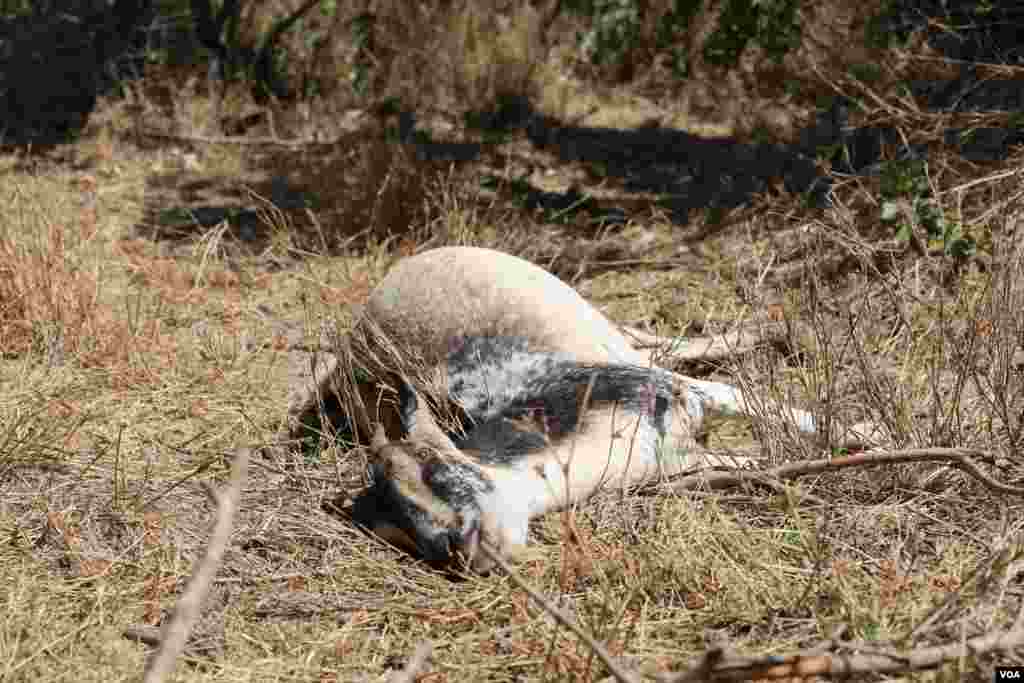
xmin=1 ymin=2 xmax=1024 ymax=681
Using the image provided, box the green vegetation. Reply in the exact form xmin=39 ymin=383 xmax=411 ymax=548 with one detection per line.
xmin=880 ymin=159 xmax=976 ymax=259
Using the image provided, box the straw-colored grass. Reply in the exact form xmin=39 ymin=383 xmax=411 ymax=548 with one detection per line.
xmin=3 ymin=2 xmax=1024 ymax=681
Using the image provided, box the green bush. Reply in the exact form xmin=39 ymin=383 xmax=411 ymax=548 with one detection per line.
xmin=571 ymin=0 xmax=802 ymax=77
xmin=879 ymin=159 xmax=976 ymax=259
xmin=703 ymin=0 xmax=801 ymax=67
xmin=577 ymin=0 xmax=641 ymax=67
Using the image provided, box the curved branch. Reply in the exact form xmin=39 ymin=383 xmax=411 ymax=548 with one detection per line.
xmin=667 ymin=447 xmax=1024 ymax=497
xmin=664 ymin=611 xmax=1024 ymax=681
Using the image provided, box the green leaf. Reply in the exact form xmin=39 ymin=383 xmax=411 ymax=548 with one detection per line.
xmin=945 ymin=236 xmax=976 ymax=259
xmin=880 ymin=201 xmax=901 ymax=224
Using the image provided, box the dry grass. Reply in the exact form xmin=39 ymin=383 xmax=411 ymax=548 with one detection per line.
xmin=2 ymin=1 xmax=1024 ymax=681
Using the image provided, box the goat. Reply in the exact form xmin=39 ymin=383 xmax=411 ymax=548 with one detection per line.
xmin=287 ymin=246 xmax=866 ymax=572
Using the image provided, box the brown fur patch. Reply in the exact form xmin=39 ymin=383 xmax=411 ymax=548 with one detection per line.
xmin=368 ymin=522 xmax=422 ymax=556
xmin=356 ymin=379 xmax=404 ymax=441
xmin=373 ymin=442 xmax=458 ymax=528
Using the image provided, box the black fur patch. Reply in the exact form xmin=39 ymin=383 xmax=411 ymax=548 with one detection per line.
xmin=352 ymin=486 xmax=460 ymax=563
xmin=442 ymin=335 xmax=674 ymax=465
xmin=352 ymin=455 xmax=492 ymax=564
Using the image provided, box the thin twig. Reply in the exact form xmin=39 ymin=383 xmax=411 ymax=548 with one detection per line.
xmin=142 ymin=448 xmax=251 ymax=683
xmin=937 ymin=167 xmax=1020 ymax=197
xmin=585 ymin=257 xmax=690 ymax=271
xmin=479 ymin=542 xmax=642 ymax=683
xmin=138 ymin=128 xmax=331 ymax=147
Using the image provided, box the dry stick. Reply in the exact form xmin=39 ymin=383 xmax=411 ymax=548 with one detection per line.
xmin=124 ymin=625 xmax=162 ymax=647
xmin=389 ymin=642 xmax=433 ymax=683
xmin=138 ymin=128 xmax=328 ymax=147
xmin=478 ymin=542 xmax=643 ymax=683
xmin=662 ymin=612 xmax=1024 ymax=681
xmin=666 ymin=447 xmax=1024 ymax=497
xmin=142 ymin=448 xmax=251 ymax=683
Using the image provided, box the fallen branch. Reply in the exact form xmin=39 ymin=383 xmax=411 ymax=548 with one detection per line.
xmin=666 ymin=447 xmax=1024 ymax=497
xmin=479 ymin=542 xmax=642 ymax=683
xmin=138 ymin=128 xmax=329 ymax=147
xmin=141 ymin=448 xmax=251 ymax=683
xmin=662 ymin=606 xmax=1024 ymax=681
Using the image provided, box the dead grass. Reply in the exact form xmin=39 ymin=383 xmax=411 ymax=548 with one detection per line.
xmin=0 ymin=172 xmax=105 ymax=360
xmin=4 ymin=158 xmax=1021 ymax=680
xmin=2 ymin=1 xmax=1024 ymax=681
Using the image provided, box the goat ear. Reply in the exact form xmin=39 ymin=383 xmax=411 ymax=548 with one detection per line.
xmin=395 ymin=377 xmax=461 ymax=456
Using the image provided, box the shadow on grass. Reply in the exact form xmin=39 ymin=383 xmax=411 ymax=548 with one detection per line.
xmin=126 ymin=1 xmax=1024 ymax=255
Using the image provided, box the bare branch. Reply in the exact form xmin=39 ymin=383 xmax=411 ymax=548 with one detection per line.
xmin=667 ymin=447 xmax=1024 ymax=497
xmin=662 ymin=619 xmax=1024 ymax=681
xmin=479 ymin=542 xmax=642 ymax=683
xmin=142 ymin=448 xmax=251 ymax=683
xmin=138 ymin=128 xmax=323 ymax=147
